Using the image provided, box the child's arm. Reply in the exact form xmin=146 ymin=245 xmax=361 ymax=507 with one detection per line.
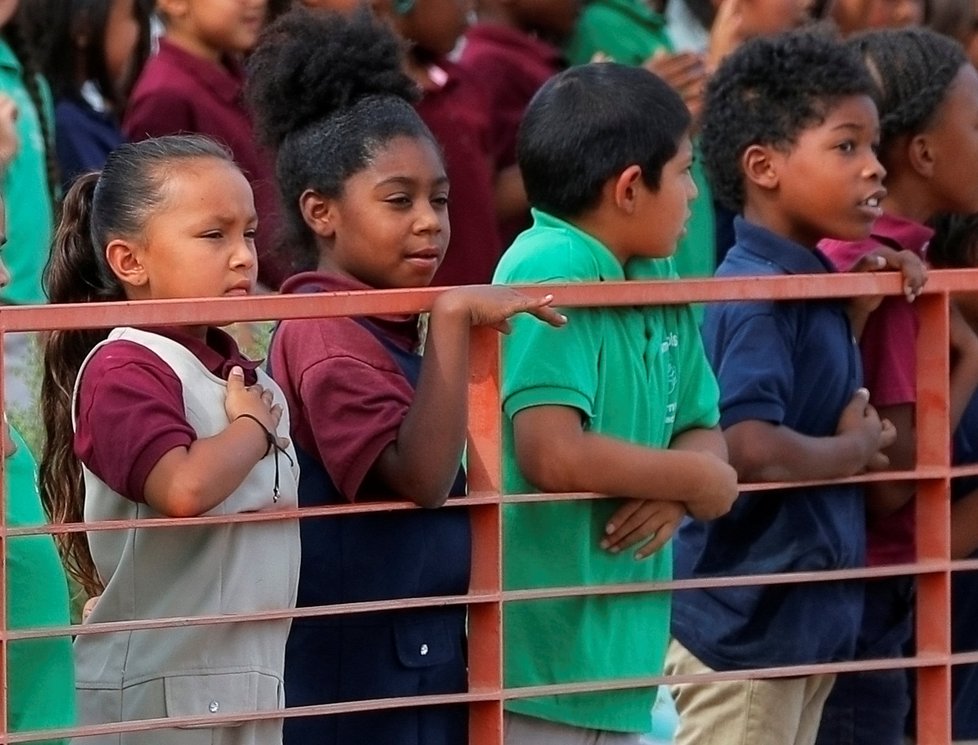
xmin=142 ymin=367 xmax=288 ymax=517
xmin=952 ymin=488 xmax=978 ymax=559
xmin=370 ymin=287 xmax=566 ymax=509
xmin=866 ymin=303 xmax=978 ymax=518
xmin=601 ymin=426 xmax=731 ymax=558
xmin=847 ymin=247 xmax=927 ymax=338
xmin=724 ymin=388 xmax=896 ymax=483
xmin=513 ymin=404 xmax=738 ymax=521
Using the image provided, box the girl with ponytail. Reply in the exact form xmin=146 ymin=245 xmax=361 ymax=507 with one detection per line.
xmin=39 ymin=134 xmax=300 ymax=745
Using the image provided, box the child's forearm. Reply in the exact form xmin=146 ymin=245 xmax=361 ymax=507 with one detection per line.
xmin=514 ymin=406 xmax=737 ymax=520
xmin=371 ymin=298 xmax=471 ymax=508
xmin=142 ymin=418 xmax=270 ymax=517
xmin=670 ymin=426 xmax=728 ymax=461
xmin=724 ymin=419 xmax=875 ymax=483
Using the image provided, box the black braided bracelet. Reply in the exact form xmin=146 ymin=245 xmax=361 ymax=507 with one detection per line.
xmin=234 ymin=413 xmax=275 ymax=458
xmin=234 ymin=413 xmax=294 ymax=502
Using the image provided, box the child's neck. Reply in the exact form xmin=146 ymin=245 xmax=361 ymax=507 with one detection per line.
xmin=877 ymin=173 xmax=938 ymax=226
xmin=567 ymin=210 xmax=633 ymax=266
xmin=403 ymin=50 xmax=447 ymax=91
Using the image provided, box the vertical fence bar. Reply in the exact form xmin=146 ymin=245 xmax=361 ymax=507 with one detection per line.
xmin=914 ymin=292 xmax=952 ymax=745
xmin=0 ymin=321 xmax=8 ymax=745
xmin=465 ymin=326 xmax=504 ymax=745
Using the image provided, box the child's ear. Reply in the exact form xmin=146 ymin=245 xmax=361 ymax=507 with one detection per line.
xmin=742 ymin=144 xmax=779 ymax=191
xmin=299 ymin=189 xmax=336 ymax=239
xmin=907 ymin=132 xmax=936 ymax=179
xmin=105 ymin=239 xmax=148 ymax=290
xmin=156 ymin=0 xmax=188 ymax=19
xmin=611 ymin=165 xmax=645 ymax=214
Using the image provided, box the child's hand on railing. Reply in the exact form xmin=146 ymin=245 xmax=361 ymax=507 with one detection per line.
xmin=434 ymin=286 xmax=567 ymax=334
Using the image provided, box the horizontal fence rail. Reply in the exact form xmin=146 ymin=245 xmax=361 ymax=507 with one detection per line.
xmin=0 ymin=268 xmax=973 ymax=743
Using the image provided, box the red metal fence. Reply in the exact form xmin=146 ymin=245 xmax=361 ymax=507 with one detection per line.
xmin=0 ymin=268 xmax=973 ymax=743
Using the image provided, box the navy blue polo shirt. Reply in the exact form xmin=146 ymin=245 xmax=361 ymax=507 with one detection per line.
xmin=949 ymin=393 xmax=978 ymax=738
xmin=672 ymin=217 xmax=866 ymax=670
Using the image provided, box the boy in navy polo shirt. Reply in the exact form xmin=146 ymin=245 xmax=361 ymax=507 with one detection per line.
xmin=666 ymin=31 xmax=900 ymax=745
xmin=494 ymin=63 xmax=738 ymax=745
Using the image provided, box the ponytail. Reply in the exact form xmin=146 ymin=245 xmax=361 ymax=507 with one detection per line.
xmin=39 ymin=172 xmax=124 ymax=598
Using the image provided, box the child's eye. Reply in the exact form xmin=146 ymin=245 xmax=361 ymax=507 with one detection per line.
xmin=431 ymin=195 xmax=449 ymax=208
xmin=385 ymin=195 xmax=412 ymax=208
xmin=837 ymin=140 xmax=856 ymax=153
xmin=201 ymin=230 xmax=224 ymax=239
xmin=244 ymin=228 xmax=257 ymax=240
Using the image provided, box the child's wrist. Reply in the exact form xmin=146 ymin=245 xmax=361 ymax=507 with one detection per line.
xmin=234 ymin=413 xmax=274 ymax=458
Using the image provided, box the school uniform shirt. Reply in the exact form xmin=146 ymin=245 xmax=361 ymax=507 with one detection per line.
xmin=6 ymin=425 xmax=76 ymax=741
xmin=494 ymin=209 xmax=721 ymax=733
xmin=819 ymin=213 xmax=933 ymax=566
xmin=72 ymin=327 xmax=300 ymax=745
xmin=0 ymin=37 xmax=54 ymax=305
xmin=457 ymin=24 xmax=562 ymax=246
xmin=672 ymin=217 xmax=867 ymax=670
xmin=55 ymin=83 xmax=124 ymax=192
xmin=414 ymin=58 xmax=503 ymax=287
xmin=271 ymin=272 xmax=469 ymax=745
xmin=123 ymin=39 xmax=295 ymax=289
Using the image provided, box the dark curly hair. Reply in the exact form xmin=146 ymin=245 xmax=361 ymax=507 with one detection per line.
xmin=848 ymin=27 xmax=966 ymax=160
xmin=245 ymin=6 xmax=437 ymax=267
xmin=701 ymin=30 xmax=875 ymax=212
xmin=518 ymin=63 xmax=690 ymax=218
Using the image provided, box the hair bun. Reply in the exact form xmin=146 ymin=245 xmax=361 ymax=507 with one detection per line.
xmin=246 ymin=6 xmax=419 ymax=150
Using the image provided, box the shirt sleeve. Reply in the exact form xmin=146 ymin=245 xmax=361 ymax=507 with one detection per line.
xmin=122 ymin=85 xmax=196 ymax=140
xmin=708 ymin=302 xmax=795 ymax=429
xmin=670 ymin=304 xmax=721 ymax=434
xmin=74 ymin=341 xmax=194 ymax=502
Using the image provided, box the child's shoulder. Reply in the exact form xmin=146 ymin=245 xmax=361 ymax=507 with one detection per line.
xmin=494 ymin=212 xmax=622 ymax=285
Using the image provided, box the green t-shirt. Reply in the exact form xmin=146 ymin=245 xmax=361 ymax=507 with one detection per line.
xmin=494 ymin=209 xmax=720 ymax=732
xmin=0 ymin=37 xmax=55 ymax=305
xmin=6 ymin=426 xmax=75 ymax=742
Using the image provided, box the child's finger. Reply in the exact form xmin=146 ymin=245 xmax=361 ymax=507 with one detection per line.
xmin=276 ymin=435 xmax=291 ymax=452
xmin=634 ymin=520 xmax=679 ymax=559
xmin=226 ymin=366 xmax=245 ymax=392
xmin=270 ymin=403 xmax=283 ymax=424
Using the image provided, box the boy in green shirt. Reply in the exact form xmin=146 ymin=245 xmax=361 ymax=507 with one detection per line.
xmin=493 ymin=62 xmax=738 ymax=743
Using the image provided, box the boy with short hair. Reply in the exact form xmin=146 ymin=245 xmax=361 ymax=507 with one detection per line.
xmin=492 ymin=62 xmax=739 ymax=745
xmin=666 ymin=31 xmax=898 ymax=745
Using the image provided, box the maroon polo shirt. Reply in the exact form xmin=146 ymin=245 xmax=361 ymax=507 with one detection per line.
xmin=74 ymin=327 xmax=260 ymax=503
xmin=270 ymin=272 xmax=419 ymax=501
xmin=458 ymin=24 xmax=563 ymax=173
xmin=123 ymin=39 xmax=297 ymax=289
xmin=414 ymin=58 xmax=503 ymax=287
xmin=457 ymin=25 xmax=563 ymax=247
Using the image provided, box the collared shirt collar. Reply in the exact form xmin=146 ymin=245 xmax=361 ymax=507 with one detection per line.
xmin=733 ymin=216 xmax=837 ymax=274
xmin=157 ymin=37 xmax=245 ymax=104
xmin=869 ymin=212 xmax=934 ymax=256
xmin=280 ymin=271 xmax=421 ymax=350
xmin=0 ymin=38 xmax=20 ymax=73
xmin=145 ymin=325 xmax=260 ymax=382
xmin=530 ymin=208 xmax=626 ymax=281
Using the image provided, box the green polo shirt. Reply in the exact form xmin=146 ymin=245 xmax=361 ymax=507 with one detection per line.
xmin=6 ymin=426 xmax=75 ymax=742
xmin=0 ymin=38 xmax=55 ymax=305
xmin=494 ymin=209 xmax=720 ymax=732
